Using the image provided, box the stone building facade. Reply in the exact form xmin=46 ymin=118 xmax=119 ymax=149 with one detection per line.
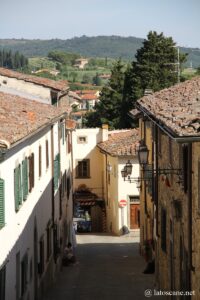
xmin=130 ymin=77 xmax=200 ymax=298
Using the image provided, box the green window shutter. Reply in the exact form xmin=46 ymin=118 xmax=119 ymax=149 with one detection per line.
xmin=22 ymin=159 xmax=28 ymax=201
xmin=54 ymin=158 xmax=58 ymax=190
xmin=57 ymin=153 xmax=60 ymax=177
xmin=18 ymin=164 xmax=22 ymax=206
xmin=0 ymin=178 xmax=5 ymax=228
xmin=14 ymin=167 xmax=19 ymax=212
xmin=62 ymin=124 xmax=65 ymax=145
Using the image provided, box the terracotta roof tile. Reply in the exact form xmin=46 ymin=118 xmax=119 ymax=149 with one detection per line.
xmin=0 ymin=92 xmax=67 ymax=147
xmin=0 ymin=67 xmax=69 ymax=91
xmin=136 ymin=76 xmax=200 ymax=136
xmin=81 ymin=94 xmax=97 ymax=100
xmin=97 ymin=129 xmax=139 ymax=156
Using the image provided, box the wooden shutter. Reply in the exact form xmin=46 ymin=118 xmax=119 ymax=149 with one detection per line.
xmin=46 ymin=140 xmax=49 ymax=169
xmin=32 ymin=153 xmax=35 ymax=188
xmin=18 ymin=164 xmax=22 ymax=206
xmin=0 ymin=179 xmax=5 ymax=228
xmin=39 ymin=146 xmax=42 ymax=178
xmin=54 ymin=157 xmax=58 ymax=190
xmin=22 ymin=159 xmax=28 ymax=201
xmin=14 ymin=167 xmax=20 ymax=211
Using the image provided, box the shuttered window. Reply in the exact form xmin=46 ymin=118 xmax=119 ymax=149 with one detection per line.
xmin=46 ymin=140 xmax=49 ymax=169
xmin=21 ymin=253 xmax=28 ymax=297
xmin=0 ymin=179 xmax=5 ymax=228
xmin=54 ymin=153 xmax=60 ymax=190
xmin=62 ymin=123 xmax=65 ymax=145
xmin=39 ymin=146 xmax=42 ymax=178
xmin=22 ymin=158 xmax=28 ymax=201
xmin=0 ymin=266 xmax=6 ymax=300
xmin=76 ymin=160 xmax=90 ymax=178
xmin=29 ymin=153 xmax=35 ymax=192
xmin=14 ymin=165 xmax=22 ymax=212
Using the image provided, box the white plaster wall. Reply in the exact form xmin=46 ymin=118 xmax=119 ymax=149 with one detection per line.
xmin=0 ymin=75 xmax=51 ymax=104
xmin=72 ymin=128 xmax=105 ymax=198
xmin=0 ymin=119 xmax=72 ymax=300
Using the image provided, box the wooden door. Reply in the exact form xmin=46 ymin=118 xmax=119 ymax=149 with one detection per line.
xmin=130 ymin=204 xmax=140 ymax=229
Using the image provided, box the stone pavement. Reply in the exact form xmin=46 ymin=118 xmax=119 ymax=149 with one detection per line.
xmin=42 ymin=233 xmax=161 ymax=300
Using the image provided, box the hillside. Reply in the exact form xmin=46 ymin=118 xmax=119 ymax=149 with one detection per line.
xmin=0 ymin=36 xmax=200 ymax=67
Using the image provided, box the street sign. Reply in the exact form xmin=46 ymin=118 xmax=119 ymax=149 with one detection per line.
xmin=119 ymin=199 xmax=127 ymax=208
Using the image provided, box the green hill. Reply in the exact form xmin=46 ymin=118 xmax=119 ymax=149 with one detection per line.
xmin=0 ymin=36 xmax=199 ymax=67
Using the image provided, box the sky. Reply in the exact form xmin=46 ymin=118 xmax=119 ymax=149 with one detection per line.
xmin=0 ymin=0 xmax=200 ymax=48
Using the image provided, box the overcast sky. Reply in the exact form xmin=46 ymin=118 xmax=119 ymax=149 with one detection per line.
xmin=0 ymin=0 xmax=199 ymax=47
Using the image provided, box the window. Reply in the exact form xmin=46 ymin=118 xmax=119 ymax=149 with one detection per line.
xmin=76 ymin=159 xmax=90 ymax=178
xmin=129 ymin=196 xmax=140 ymax=203
xmin=38 ymin=237 xmax=44 ymax=275
xmin=168 ymin=137 xmax=173 ymax=166
xmin=0 ymin=178 xmax=5 ymax=228
xmin=46 ymin=222 xmax=52 ymax=262
xmin=161 ymin=208 xmax=167 ymax=252
xmin=179 ymin=144 xmax=189 ymax=193
xmin=28 ymin=153 xmax=35 ymax=192
xmin=39 ymin=145 xmax=42 ymax=178
xmin=14 ymin=164 xmax=22 ymax=212
xmin=46 ymin=140 xmax=49 ymax=169
xmin=61 ymin=123 xmax=65 ymax=145
xmin=77 ymin=136 xmax=87 ymax=144
xmin=0 ymin=266 xmax=6 ymax=300
xmin=51 ymin=91 xmax=58 ymax=106
xmin=22 ymin=158 xmax=28 ymax=201
xmin=67 ymin=177 xmax=71 ymax=199
xmin=54 ymin=153 xmax=60 ymax=190
xmin=67 ymin=133 xmax=71 ymax=153
xmin=21 ymin=253 xmax=28 ymax=297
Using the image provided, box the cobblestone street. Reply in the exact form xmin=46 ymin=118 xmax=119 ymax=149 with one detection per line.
xmin=42 ymin=233 xmax=159 ymax=300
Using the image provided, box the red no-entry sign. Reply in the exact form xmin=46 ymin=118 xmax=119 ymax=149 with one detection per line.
xmin=119 ymin=199 xmax=127 ymax=207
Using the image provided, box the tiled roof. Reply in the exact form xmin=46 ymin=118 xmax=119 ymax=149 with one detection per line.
xmin=0 ymin=92 xmax=67 ymax=147
xmin=136 ymin=76 xmax=200 ymax=136
xmin=0 ymin=68 xmax=69 ymax=91
xmin=97 ymin=129 xmax=139 ymax=156
xmin=81 ymin=94 xmax=97 ymax=100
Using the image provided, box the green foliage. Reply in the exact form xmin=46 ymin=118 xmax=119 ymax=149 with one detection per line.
xmin=93 ymin=73 xmax=102 ymax=86
xmin=48 ymin=50 xmax=80 ymax=66
xmin=196 ymin=66 xmax=200 ymax=75
xmin=0 ymin=49 xmax=28 ymax=70
xmin=84 ymin=59 xmax=125 ymax=129
xmin=0 ymin=36 xmax=198 ymax=67
xmin=84 ymin=31 xmax=188 ymax=129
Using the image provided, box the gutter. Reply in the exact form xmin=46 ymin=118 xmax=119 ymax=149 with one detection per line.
xmin=135 ymin=103 xmax=200 ymax=143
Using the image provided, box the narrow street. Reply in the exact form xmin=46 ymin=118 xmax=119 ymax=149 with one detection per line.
xmin=42 ymin=233 xmax=157 ymax=300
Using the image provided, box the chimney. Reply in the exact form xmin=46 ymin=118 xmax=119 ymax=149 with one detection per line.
xmin=102 ymin=124 xmax=108 ymax=141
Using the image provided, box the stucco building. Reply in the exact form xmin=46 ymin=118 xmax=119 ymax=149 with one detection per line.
xmin=0 ymin=91 xmax=73 ymax=300
xmin=0 ymin=67 xmax=69 ymax=107
xmin=72 ymin=126 xmax=140 ymax=235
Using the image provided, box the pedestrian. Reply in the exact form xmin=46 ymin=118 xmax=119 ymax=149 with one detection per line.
xmin=62 ymin=242 xmax=76 ymax=266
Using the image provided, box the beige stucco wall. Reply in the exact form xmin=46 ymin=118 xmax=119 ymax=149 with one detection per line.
xmin=0 ymin=75 xmax=51 ymax=104
xmin=72 ymin=128 xmax=105 ymax=198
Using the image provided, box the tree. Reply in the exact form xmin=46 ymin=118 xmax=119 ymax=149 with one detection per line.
xmin=124 ymin=31 xmax=187 ymax=95
xmin=92 ymin=73 xmax=102 ymax=86
xmin=84 ymin=59 xmax=125 ymax=129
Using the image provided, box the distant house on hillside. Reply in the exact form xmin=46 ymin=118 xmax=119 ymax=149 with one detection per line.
xmin=73 ymin=58 xmax=89 ymax=69
xmin=32 ymin=68 xmax=60 ymax=76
